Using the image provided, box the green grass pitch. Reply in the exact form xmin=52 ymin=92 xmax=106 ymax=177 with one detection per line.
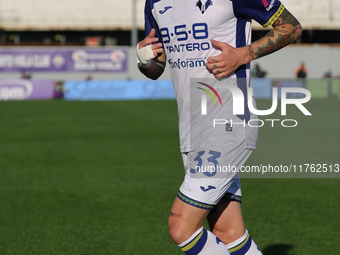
xmin=0 ymin=99 xmax=339 ymax=255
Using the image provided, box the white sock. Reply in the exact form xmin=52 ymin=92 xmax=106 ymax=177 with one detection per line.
xmin=226 ymin=229 xmax=262 ymax=255
xmin=179 ymin=227 xmax=230 ymax=255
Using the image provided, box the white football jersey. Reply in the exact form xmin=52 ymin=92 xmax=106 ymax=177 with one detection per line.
xmin=144 ymin=0 xmax=284 ymax=152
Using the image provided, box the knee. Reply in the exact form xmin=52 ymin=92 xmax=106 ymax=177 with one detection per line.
xmin=168 ymin=223 xmax=182 ymax=244
xmin=212 ymin=224 xmax=245 ymax=244
xmin=168 ymin=216 xmax=194 ymax=245
xmin=168 ymin=217 xmax=184 ymax=244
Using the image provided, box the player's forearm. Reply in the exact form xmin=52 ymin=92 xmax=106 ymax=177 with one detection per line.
xmin=138 ymin=58 xmax=166 ymax=80
xmin=244 ymin=8 xmax=302 ymax=63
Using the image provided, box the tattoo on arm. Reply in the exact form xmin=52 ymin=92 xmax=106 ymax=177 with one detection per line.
xmin=248 ymin=46 xmax=255 ymax=60
xmin=249 ymin=8 xmax=302 ymax=60
xmin=266 ymin=30 xmax=275 ymax=38
xmin=275 ymin=8 xmax=300 ymax=26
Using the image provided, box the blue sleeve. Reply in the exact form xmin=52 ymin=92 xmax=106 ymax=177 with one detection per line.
xmin=144 ymin=0 xmax=163 ymax=44
xmin=232 ymin=0 xmax=285 ymax=28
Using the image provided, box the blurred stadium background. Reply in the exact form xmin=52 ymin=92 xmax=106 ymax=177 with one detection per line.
xmin=0 ymin=0 xmax=339 ymax=82
xmin=0 ymin=0 xmax=339 ymax=255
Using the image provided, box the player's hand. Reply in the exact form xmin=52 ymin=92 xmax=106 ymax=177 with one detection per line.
xmin=138 ymin=28 xmax=164 ymax=57
xmin=206 ymin=39 xmax=246 ymax=79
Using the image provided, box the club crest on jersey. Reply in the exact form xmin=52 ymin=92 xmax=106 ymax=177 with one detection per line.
xmin=196 ymin=0 xmax=212 ymax=14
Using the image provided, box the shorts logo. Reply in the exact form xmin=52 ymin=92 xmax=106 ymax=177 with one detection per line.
xmin=196 ymin=82 xmax=223 ymax=115
xmin=159 ymin=6 xmax=172 ymax=14
xmin=200 ymin=185 xmax=216 ymax=192
xmin=196 ymin=0 xmax=213 ymax=14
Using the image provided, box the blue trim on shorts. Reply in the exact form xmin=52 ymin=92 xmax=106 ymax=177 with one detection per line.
xmin=177 ymin=191 xmax=215 ymax=210
xmin=224 ymin=193 xmax=242 ymax=203
xmin=177 ymin=191 xmax=242 ymax=210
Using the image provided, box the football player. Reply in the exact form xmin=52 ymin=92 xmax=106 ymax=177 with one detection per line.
xmin=137 ymin=0 xmax=302 ymax=254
